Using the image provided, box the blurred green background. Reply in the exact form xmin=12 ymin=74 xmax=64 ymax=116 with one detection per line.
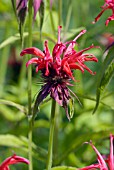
xmin=0 ymin=0 xmax=114 ymax=169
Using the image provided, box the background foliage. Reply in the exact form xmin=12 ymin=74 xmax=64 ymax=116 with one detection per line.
xmin=0 ymin=0 xmax=114 ymax=169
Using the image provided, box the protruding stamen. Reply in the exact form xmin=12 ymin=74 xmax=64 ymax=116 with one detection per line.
xmin=58 ymin=26 xmax=62 ymax=43
xmin=73 ymin=29 xmax=86 ymax=42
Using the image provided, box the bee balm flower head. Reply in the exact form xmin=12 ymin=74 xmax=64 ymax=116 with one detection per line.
xmin=20 ymin=26 xmax=99 ymax=120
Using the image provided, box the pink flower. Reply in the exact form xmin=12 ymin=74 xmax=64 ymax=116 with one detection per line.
xmin=20 ymin=26 xmax=99 ymax=120
xmin=0 ymin=154 xmax=29 ymax=170
xmin=16 ymin=0 xmax=53 ymax=22
xmin=93 ymin=0 xmax=114 ymax=26
xmin=80 ymin=134 xmax=114 ymax=170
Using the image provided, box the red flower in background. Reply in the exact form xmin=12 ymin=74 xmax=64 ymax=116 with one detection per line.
xmin=0 ymin=154 xmax=29 ymax=170
xmin=80 ymin=134 xmax=114 ymax=170
xmin=20 ymin=26 xmax=99 ymax=120
xmin=93 ymin=0 xmax=114 ymax=26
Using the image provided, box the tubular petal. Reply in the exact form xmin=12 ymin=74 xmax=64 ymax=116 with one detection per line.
xmin=26 ymin=58 xmax=39 ymax=67
xmin=20 ymin=47 xmax=44 ymax=58
xmin=79 ymin=164 xmax=100 ymax=170
xmin=0 ymin=154 xmax=29 ymax=169
xmin=64 ymin=29 xmax=86 ymax=55
xmin=105 ymin=15 xmax=114 ymax=25
xmin=108 ymin=134 xmax=114 ymax=169
xmin=89 ymin=142 xmax=108 ymax=170
xmin=94 ymin=6 xmax=109 ymax=23
xmin=69 ymin=63 xmax=84 ymax=73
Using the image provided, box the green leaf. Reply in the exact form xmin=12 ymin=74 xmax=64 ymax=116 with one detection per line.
xmin=0 ymin=32 xmax=56 ymax=49
xmin=0 ymin=32 xmax=28 ymax=49
xmin=93 ymin=46 xmax=114 ymax=114
xmin=0 ymin=134 xmax=47 ymax=162
xmin=0 ymin=134 xmax=26 ymax=148
xmin=51 ymin=166 xmax=77 ymax=170
xmin=100 ymin=60 xmax=114 ymax=91
xmin=55 ymin=129 xmax=114 ymax=165
xmin=11 ymin=0 xmax=17 ymax=16
xmin=0 ymin=105 xmax=25 ymax=121
xmin=0 ymin=99 xmax=27 ymax=114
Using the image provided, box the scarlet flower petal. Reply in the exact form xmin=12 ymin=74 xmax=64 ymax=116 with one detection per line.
xmin=64 ymin=30 xmax=86 ymax=55
xmin=106 ymin=134 xmax=114 ymax=169
xmin=89 ymin=141 xmax=108 ymax=169
xmin=35 ymin=63 xmax=45 ymax=73
xmin=26 ymin=57 xmax=39 ymax=67
xmin=69 ymin=63 xmax=84 ymax=73
xmin=20 ymin=47 xmax=44 ymax=58
xmin=76 ymin=60 xmax=96 ymax=75
xmin=93 ymin=0 xmax=114 ymax=26
xmin=80 ymin=134 xmax=114 ymax=170
xmin=70 ymin=45 xmax=99 ymax=61
xmin=105 ymin=14 xmax=114 ymax=26
xmin=0 ymin=154 xmax=29 ymax=170
xmin=62 ymin=61 xmax=75 ymax=80
xmin=79 ymin=163 xmax=100 ymax=170
xmin=94 ymin=6 xmax=109 ymax=23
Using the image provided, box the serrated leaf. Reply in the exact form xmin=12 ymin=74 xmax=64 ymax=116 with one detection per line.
xmin=100 ymin=60 xmax=114 ymax=90
xmin=51 ymin=166 xmax=77 ymax=170
xmin=93 ymin=45 xmax=114 ymax=114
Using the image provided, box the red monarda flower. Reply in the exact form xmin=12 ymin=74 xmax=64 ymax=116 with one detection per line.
xmin=80 ymin=134 xmax=114 ymax=170
xmin=0 ymin=154 xmax=29 ymax=170
xmin=93 ymin=0 xmax=114 ymax=26
xmin=20 ymin=26 xmax=99 ymax=120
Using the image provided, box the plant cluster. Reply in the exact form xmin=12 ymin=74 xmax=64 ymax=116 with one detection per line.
xmin=0 ymin=0 xmax=114 ymax=170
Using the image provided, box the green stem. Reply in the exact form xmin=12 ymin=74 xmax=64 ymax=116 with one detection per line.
xmin=46 ymin=99 xmax=56 ymax=170
xmin=18 ymin=23 xmax=27 ymax=90
xmin=48 ymin=0 xmax=55 ymax=35
xmin=0 ymin=28 xmax=9 ymax=97
xmin=53 ymin=104 xmax=59 ymax=160
xmin=28 ymin=0 xmax=33 ymax=170
xmin=58 ymin=0 xmax=62 ymax=26
xmin=28 ymin=0 xmax=33 ymax=115
xmin=28 ymin=116 xmax=33 ymax=170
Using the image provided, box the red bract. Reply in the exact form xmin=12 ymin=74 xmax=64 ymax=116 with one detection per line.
xmin=80 ymin=134 xmax=114 ymax=170
xmin=0 ymin=154 xmax=29 ymax=170
xmin=20 ymin=26 xmax=99 ymax=120
xmin=93 ymin=0 xmax=114 ymax=26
